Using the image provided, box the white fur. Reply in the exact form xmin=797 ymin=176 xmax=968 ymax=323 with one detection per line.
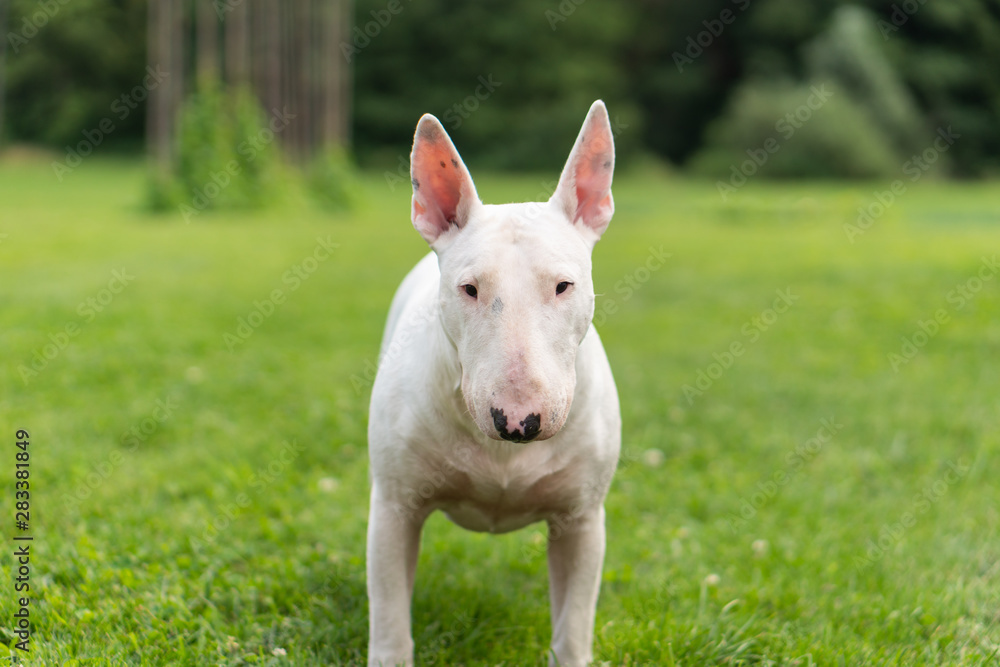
xmin=367 ymin=101 xmax=621 ymax=667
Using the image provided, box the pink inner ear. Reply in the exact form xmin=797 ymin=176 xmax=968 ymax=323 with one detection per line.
xmin=550 ymin=102 xmax=615 ymax=239
xmin=413 ymin=137 xmax=465 ymax=229
xmin=573 ymin=136 xmax=613 ymax=224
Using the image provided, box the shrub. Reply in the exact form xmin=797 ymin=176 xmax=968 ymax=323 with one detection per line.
xmin=689 ymin=79 xmax=902 ymax=180
xmin=804 ymin=5 xmax=928 ymax=160
xmin=308 ymin=147 xmax=363 ymax=212
xmin=148 ymin=85 xmax=287 ymax=216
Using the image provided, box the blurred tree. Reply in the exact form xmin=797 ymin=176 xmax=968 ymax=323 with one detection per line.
xmin=6 ymin=0 xmax=148 ymax=148
xmin=148 ymin=83 xmax=285 ymax=214
xmin=0 ymin=0 xmax=7 ymax=146
xmin=690 ymin=79 xmax=902 ymax=180
xmin=877 ymin=0 xmax=1000 ymax=176
xmin=687 ymin=2 xmax=936 ymax=180
xmin=146 ymin=0 xmax=357 ymax=213
xmin=351 ymin=0 xmax=641 ymax=170
xmin=623 ymin=0 xmax=747 ymax=166
xmin=195 ymin=0 xmax=218 ymax=83
xmin=805 ymin=5 xmax=929 ymax=160
xmin=147 ymin=0 xmax=350 ymax=171
xmin=674 ymin=0 xmax=1000 ymax=176
xmin=146 ymin=0 xmax=179 ymax=172
xmin=2 ymin=0 xmax=1000 ymax=176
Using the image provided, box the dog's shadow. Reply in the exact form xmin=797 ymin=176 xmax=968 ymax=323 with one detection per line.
xmin=311 ymin=514 xmax=554 ymax=665
xmin=409 ymin=513 xmax=554 ymax=665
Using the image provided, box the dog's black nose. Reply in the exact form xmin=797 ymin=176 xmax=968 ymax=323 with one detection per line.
xmin=519 ymin=413 xmax=541 ymax=440
xmin=491 ymin=408 xmax=541 ymax=443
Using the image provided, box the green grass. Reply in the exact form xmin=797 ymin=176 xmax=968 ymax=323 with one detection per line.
xmin=1 ymin=157 xmax=999 ymax=666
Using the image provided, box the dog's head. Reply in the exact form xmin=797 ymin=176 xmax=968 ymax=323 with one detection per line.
xmin=409 ymin=101 xmax=615 ymax=443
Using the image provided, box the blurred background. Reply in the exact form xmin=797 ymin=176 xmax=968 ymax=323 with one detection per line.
xmin=2 ymin=0 xmax=1000 ymax=188
xmin=2 ymin=1 xmax=999 ymax=664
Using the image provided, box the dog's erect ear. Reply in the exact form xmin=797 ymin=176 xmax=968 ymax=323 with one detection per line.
xmin=410 ymin=114 xmax=480 ymax=247
xmin=550 ymin=100 xmax=615 ymax=243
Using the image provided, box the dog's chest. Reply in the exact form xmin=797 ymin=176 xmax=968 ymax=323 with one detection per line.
xmin=427 ymin=442 xmax=583 ymax=534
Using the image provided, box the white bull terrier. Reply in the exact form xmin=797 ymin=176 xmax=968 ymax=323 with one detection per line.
xmin=367 ymin=100 xmax=621 ymax=667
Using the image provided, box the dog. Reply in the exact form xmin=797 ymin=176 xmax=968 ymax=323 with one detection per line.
xmin=367 ymin=100 xmax=621 ymax=667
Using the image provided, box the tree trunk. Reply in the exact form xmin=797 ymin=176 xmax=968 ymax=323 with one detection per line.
xmin=146 ymin=0 xmax=353 ymax=170
xmin=313 ymin=0 xmax=351 ymax=154
xmin=169 ymin=0 xmax=185 ymax=160
xmin=147 ymin=0 xmax=172 ymax=171
xmin=296 ymin=0 xmax=311 ymax=160
xmin=225 ymin=0 xmax=249 ymax=87
xmin=336 ymin=0 xmax=352 ymax=147
xmin=0 ymin=0 xmax=7 ymax=149
xmin=280 ymin=0 xmax=297 ymax=161
xmin=196 ymin=0 xmax=219 ymax=85
xmin=261 ymin=0 xmax=281 ymax=120
xmin=319 ymin=0 xmax=334 ymax=150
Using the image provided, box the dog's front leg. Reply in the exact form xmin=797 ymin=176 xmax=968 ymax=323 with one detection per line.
xmin=546 ymin=504 xmax=606 ymax=667
xmin=367 ymin=483 xmax=425 ymax=667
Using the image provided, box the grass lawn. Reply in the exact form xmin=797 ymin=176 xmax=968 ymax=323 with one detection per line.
xmin=1 ymin=157 xmax=998 ymax=665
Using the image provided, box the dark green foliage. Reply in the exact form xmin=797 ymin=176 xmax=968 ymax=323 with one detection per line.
xmin=3 ymin=0 xmax=1000 ymax=176
xmin=146 ymin=85 xmax=363 ymax=215
xmin=351 ymin=0 xmax=641 ymax=170
xmin=692 ymin=6 xmax=938 ymax=180
xmin=691 ymin=79 xmax=902 ymax=179
xmin=882 ymin=0 xmax=1000 ymax=176
xmin=5 ymin=0 xmax=147 ymax=149
xmin=348 ymin=0 xmax=1000 ymax=176
xmin=804 ymin=5 xmax=928 ymax=160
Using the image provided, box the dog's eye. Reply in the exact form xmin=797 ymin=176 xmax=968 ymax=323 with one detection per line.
xmin=556 ymin=281 xmax=572 ymax=295
xmin=463 ymin=284 xmax=478 ymax=299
